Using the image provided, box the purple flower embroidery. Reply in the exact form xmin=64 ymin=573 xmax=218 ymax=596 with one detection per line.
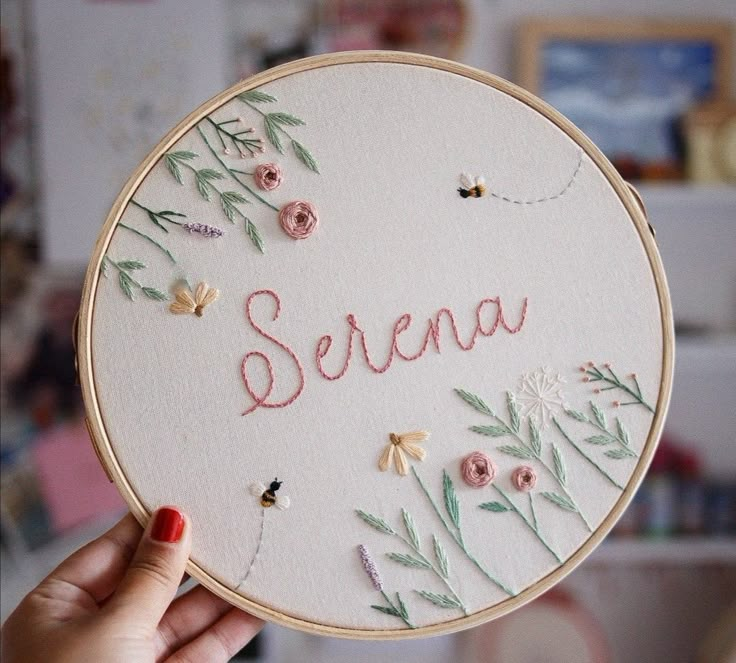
xmin=183 ymin=222 xmax=224 ymax=238
xmin=357 ymin=544 xmax=383 ymax=591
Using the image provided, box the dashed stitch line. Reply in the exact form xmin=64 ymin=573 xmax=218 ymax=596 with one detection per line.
xmin=488 ymin=151 xmax=583 ymax=205
xmin=238 ymin=507 xmax=265 ymax=588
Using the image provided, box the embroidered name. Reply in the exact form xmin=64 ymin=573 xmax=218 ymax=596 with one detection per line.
xmin=241 ymin=290 xmax=528 ymax=415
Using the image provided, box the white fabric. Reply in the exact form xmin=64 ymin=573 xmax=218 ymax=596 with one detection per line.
xmin=91 ymin=62 xmax=665 ymax=631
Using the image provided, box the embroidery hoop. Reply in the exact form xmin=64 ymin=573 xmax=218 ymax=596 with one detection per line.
xmin=77 ymin=51 xmax=674 ymax=639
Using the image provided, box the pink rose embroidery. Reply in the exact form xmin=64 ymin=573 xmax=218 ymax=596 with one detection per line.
xmin=511 ymin=466 xmax=537 ymax=492
xmin=254 ymin=163 xmax=283 ymax=191
xmin=279 ymin=200 xmax=319 ymax=240
xmin=461 ymin=451 xmax=496 ymax=488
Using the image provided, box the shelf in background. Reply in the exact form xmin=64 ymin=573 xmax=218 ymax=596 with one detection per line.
xmin=634 ymin=182 xmax=736 ymax=212
xmin=589 ymin=538 xmax=736 ymax=565
xmin=632 ymin=182 xmax=736 ymax=336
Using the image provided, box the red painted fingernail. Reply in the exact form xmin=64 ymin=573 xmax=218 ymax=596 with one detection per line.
xmin=151 ymin=507 xmax=185 ymax=543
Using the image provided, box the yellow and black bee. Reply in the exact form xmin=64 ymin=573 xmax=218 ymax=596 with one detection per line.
xmin=249 ymin=478 xmax=290 ymax=510
xmin=457 ymin=173 xmax=487 ymax=198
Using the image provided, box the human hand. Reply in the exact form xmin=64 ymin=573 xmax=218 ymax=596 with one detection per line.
xmin=1 ymin=508 xmax=263 ymax=662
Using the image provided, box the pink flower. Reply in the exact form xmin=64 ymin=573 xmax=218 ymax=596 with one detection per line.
xmin=461 ymin=451 xmax=496 ymax=488
xmin=279 ymin=200 xmax=319 ymax=239
xmin=511 ymin=466 xmax=537 ymax=492
xmin=254 ymin=163 xmax=283 ymax=191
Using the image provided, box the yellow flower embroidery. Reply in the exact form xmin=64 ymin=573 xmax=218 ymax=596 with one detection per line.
xmin=169 ymin=282 xmax=219 ymax=317
xmin=378 ymin=431 xmax=429 ymax=476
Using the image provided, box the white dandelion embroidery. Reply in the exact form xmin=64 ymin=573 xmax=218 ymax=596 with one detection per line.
xmin=516 ymin=367 xmax=567 ymax=428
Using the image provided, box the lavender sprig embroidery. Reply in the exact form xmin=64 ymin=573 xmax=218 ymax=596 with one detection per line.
xmin=356 ymin=508 xmax=468 ymax=615
xmin=163 ymin=149 xmax=264 ymax=253
xmin=357 ymin=545 xmax=415 ymax=629
xmin=183 ymin=222 xmax=224 ymax=238
xmin=358 ymin=544 xmax=383 ymax=591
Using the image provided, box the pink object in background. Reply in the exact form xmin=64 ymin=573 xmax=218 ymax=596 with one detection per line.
xmin=32 ymin=420 xmax=125 ymax=534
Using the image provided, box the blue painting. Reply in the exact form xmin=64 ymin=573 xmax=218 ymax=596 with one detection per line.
xmin=541 ymin=41 xmax=717 ymax=170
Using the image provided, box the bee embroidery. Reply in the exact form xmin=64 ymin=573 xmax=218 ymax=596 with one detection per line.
xmin=249 ymin=478 xmax=290 ymax=510
xmin=457 ymin=173 xmax=487 ymax=198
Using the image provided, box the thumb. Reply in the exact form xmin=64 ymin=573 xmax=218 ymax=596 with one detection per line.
xmin=104 ymin=506 xmax=191 ymax=632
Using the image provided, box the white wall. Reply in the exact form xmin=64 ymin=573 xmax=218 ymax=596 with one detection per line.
xmin=34 ymin=0 xmax=734 ymax=266
xmin=32 ymin=0 xmax=229 ymax=266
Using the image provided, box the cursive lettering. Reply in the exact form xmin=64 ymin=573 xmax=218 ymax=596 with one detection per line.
xmin=241 ymin=289 xmax=305 ymax=415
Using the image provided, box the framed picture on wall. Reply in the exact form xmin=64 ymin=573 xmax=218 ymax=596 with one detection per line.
xmin=517 ymin=20 xmax=733 ymax=180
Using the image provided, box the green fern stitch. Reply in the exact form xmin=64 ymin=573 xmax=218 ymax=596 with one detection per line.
xmin=163 ymin=150 xmax=264 ymax=254
xmin=356 ymin=508 xmax=468 ymax=615
xmin=101 ymin=256 xmax=167 ymax=303
xmin=456 ymin=388 xmax=592 ymax=531
xmin=237 ymin=89 xmax=320 ymax=173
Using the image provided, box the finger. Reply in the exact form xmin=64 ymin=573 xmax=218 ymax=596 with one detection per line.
xmin=169 ymin=608 xmax=264 ymax=663
xmin=104 ymin=506 xmax=190 ymax=632
xmin=154 ymin=585 xmax=234 ymax=659
xmin=39 ymin=514 xmax=141 ymax=605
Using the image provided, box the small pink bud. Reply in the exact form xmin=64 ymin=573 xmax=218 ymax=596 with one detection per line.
xmin=613 ymin=400 xmax=621 ymax=408
xmin=511 ymin=466 xmax=537 ymax=492
xmin=223 ymin=148 xmax=231 ymax=155
xmin=604 ymin=362 xmax=612 ymax=368
xmin=593 ymin=388 xmax=600 ymax=394
xmin=587 ymin=361 xmax=595 ymax=367
xmin=582 ymin=377 xmax=590 ymax=383
xmin=630 ymin=373 xmax=637 ymax=379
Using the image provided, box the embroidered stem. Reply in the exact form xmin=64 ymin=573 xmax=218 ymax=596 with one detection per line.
xmin=238 ymin=97 xmax=319 ymax=173
xmin=488 ymin=151 xmax=583 ymax=205
xmin=205 ymin=116 xmax=263 ymax=157
xmin=529 ymin=492 xmax=538 ymax=531
xmin=129 ymin=199 xmax=186 ymax=232
xmin=196 ymin=125 xmax=279 ymax=212
xmin=467 ymin=399 xmax=592 ymax=532
xmin=355 ymin=509 xmax=468 ymax=615
xmin=392 ymin=532 xmax=468 ymax=616
xmin=176 ymin=158 xmax=264 ymax=254
xmin=411 ymin=467 xmax=515 ymax=597
xmin=583 ymin=407 xmax=639 ymax=459
xmin=379 ymin=590 xmax=415 ymax=629
xmin=118 ymin=223 xmax=176 ymax=264
xmin=102 ymin=256 xmax=168 ymax=302
xmin=491 ymin=485 xmax=562 ymax=564
xmin=552 ymin=417 xmax=625 ymax=490
xmin=237 ymin=507 xmax=265 ymax=588
xmin=584 ymin=364 xmax=654 ymax=413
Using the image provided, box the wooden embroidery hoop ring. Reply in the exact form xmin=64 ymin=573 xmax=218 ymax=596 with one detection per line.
xmin=77 ymin=50 xmax=674 ymax=640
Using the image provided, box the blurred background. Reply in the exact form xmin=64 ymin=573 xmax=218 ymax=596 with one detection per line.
xmin=0 ymin=1 xmax=734 ymax=661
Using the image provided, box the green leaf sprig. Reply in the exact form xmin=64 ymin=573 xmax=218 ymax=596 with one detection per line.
xmin=237 ymin=89 xmax=320 ymax=173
